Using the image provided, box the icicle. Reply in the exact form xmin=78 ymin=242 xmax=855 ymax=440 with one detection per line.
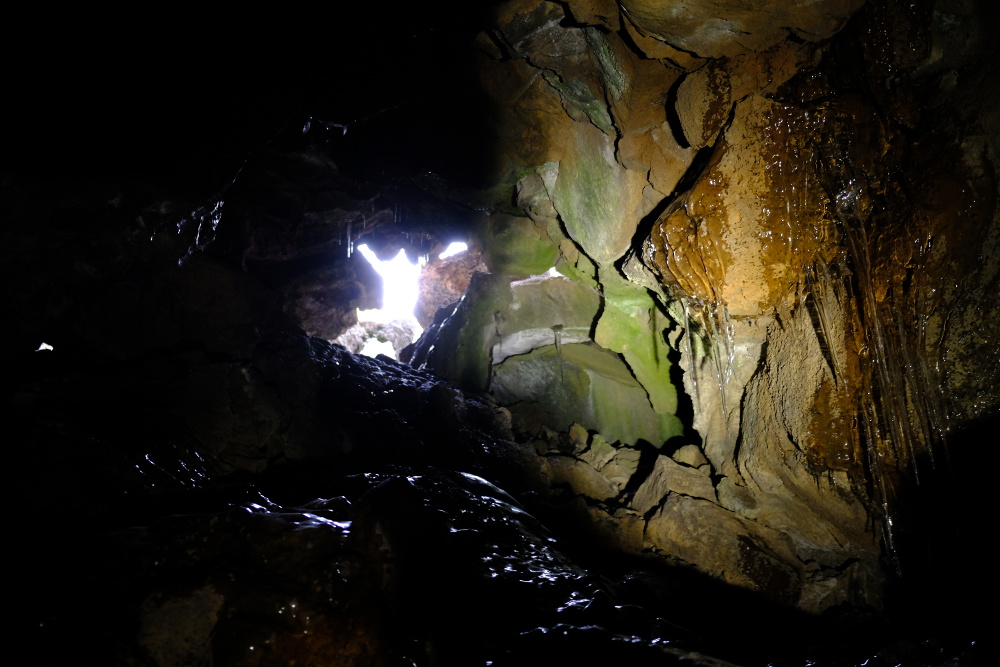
xmin=842 ymin=207 xmax=920 ymax=484
xmin=895 ymin=316 xmax=936 ymax=471
xmin=830 ymin=232 xmax=904 ymax=573
xmin=806 ymin=262 xmax=847 ymax=390
xmin=552 ymin=324 xmax=564 ymax=382
xmin=722 ymin=303 xmax=735 ymax=384
xmin=493 ymin=312 xmax=503 ymax=362
xmin=913 ymin=273 xmax=950 ymax=469
xmin=714 ymin=301 xmax=735 ymax=422
xmin=699 ymin=299 xmax=734 ymax=429
xmin=682 ymin=297 xmax=702 ymax=414
xmin=346 ymin=220 xmax=353 ymax=258
xmin=916 ymin=315 xmax=950 ymax=469
xmin=859 ymin=406 xmax=902 ymax=576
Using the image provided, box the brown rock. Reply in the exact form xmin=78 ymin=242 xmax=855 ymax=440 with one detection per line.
xmin=415 ymin=247 xmax=487 ymax=328
xmin=619 ymin=0 xmax=866 ymax=58
xmin=545 ymin=454 xmax=621 ymax=501
xmin=630 ymin=454 xmax=716 ymax=515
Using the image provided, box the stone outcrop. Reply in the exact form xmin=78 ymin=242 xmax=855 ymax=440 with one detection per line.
xmin=415 ymin=245 xmax=488 ymax=328
xmin=617 ymin=0 xmax=867 ymax=59
xmin=402 ymin=0 xmax=1000 ymax=612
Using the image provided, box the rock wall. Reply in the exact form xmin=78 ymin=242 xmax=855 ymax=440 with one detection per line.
xmin=411 ymin=0 xmax=1000 ymax=611
xmin=4 ymin=3 xmax=998 ymax=661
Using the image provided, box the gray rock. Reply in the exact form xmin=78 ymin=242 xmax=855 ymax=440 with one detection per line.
xmin=631 ymin=454 xmax=717 ymax=516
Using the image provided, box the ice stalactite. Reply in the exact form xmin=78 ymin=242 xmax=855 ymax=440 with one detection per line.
xmin=804 ymin=251 xmax=902 ymax=570
xmin=804 ymin=262 xmax=848 ymax=390
xmin=911 ymin=277 xmax=950 ymax=470
xmin=680 ymin=297 xmax=702 ymax=416
xmin=552 ymin=324 xmax=565 ymax=381
xmin=708 ymin=300 xmax=736 ymax=429
xmin=784 ymin=108 xmax=954 ymax=571
xmin=818 ymin=164 xmax=954 ymax=573
xmin=153 ymin=195 xmax=226 ymax=266
xmin=676 ymin=296 xmax=735 ymax=434
xmin=841 ymin=193 xmax=920 ymax=480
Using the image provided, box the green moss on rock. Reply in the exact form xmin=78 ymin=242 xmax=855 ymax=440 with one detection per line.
xmin=490 ymin=342 xmax=683 ymax=447
xmin=594 ymin=276 xmax=679 ymax=415
xmin=479 ymin=214 xmax=559 ymax=277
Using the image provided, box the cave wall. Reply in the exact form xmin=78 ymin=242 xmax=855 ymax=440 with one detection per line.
xmin=408 ymin=0 xmax=1000 ymax=612
xmin=2 ymin=1 xmax=997 ymax=640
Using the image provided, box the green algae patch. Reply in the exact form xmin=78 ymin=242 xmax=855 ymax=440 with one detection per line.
xmin=542 ymin=71 xmax=616 ymax=136
xmin=550 ymin=122 xmax=647 ymax=266
xmin=594 ymin=277 xmax=679 ymax=416
xmin=585 ymin=27 xmax=626 ymax=102
xmin=490 ymin=342 xmax=682 ymax=447
xmin=413 ymin=272 xmax=512 ymax=392
xmin=550 ymin=222 xmax=599 ymax=288
xmin=480 ymin=214 xmax=559 ymax=277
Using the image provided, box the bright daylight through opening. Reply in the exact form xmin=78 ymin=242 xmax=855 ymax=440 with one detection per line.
xmin=352 ymin=242 xmax=468 ymax=358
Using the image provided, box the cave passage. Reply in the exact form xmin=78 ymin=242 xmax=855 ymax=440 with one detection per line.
xmin=5 ymin=1 xmax=998 ymax=665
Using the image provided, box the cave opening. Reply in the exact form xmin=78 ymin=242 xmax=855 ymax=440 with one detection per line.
xmin=336 ymin=241 xmax=473 ymax=359
xmin=350 ymin=243 xmax=425 ymax=358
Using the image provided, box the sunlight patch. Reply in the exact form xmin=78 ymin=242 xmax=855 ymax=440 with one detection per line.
xmin=335 ymin=244 xmax=424 ymax=360
xmin=438 ymin=241 xmax=468 ymax=260
xmin=356 ymin=245 xmax=424 ymax=326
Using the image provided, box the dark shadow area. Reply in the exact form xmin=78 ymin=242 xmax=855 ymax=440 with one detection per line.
xmin=665 ymin=74 xmax=692 ymax=149
xmin=2 ymin=4 xmax=499 ymax=193
xmin=880 ymin=409 xmax=999 ymax=646
xmin=659 ymin=300 xmax=703 ymax=451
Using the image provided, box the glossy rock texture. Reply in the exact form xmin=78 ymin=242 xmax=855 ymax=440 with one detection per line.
xmin=455 ymin=0 xmax=1000 ymax=612
xmin=4 ymin=1 xmax=998 ymax=663
xmin=617 ymin=0 xmax=866 ymax=59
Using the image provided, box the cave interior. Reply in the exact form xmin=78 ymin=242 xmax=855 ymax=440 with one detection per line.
xmin=5 ymin=1 xmax=999 ymax=666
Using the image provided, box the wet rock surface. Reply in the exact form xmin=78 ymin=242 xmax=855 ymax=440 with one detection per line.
xmin=4 ymin=1 xmax=999 ymax=665
xmin=461 ymin=0 xmax=1000 ymax=617
xmin=7 ymin=335 xmax=989 ymax=665
xmin=11 ymin=326 xmax=993 ymax=666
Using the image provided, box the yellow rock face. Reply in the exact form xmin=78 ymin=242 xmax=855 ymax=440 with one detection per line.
xmin=472 ymin=0 xmax=1000 ymax=611
xmin=647 ymin=95 xmax=838 ymax=316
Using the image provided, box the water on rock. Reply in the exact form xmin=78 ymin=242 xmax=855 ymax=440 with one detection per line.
xmin=5 ymin=0 xmax=998 ymax=665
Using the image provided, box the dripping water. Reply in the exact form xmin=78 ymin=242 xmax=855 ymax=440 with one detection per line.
xmin=681 ymin=297 xmax=702 ymax=414
xmin=707 ymin=300 xmax=735 ymax=428
xmin=679 ymin=297 xmax=734 ymax=433
xmin=804 ymin=262 xmax=848 ymax=390
xmin=552 ymin=324 xmax=565 ymax=382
